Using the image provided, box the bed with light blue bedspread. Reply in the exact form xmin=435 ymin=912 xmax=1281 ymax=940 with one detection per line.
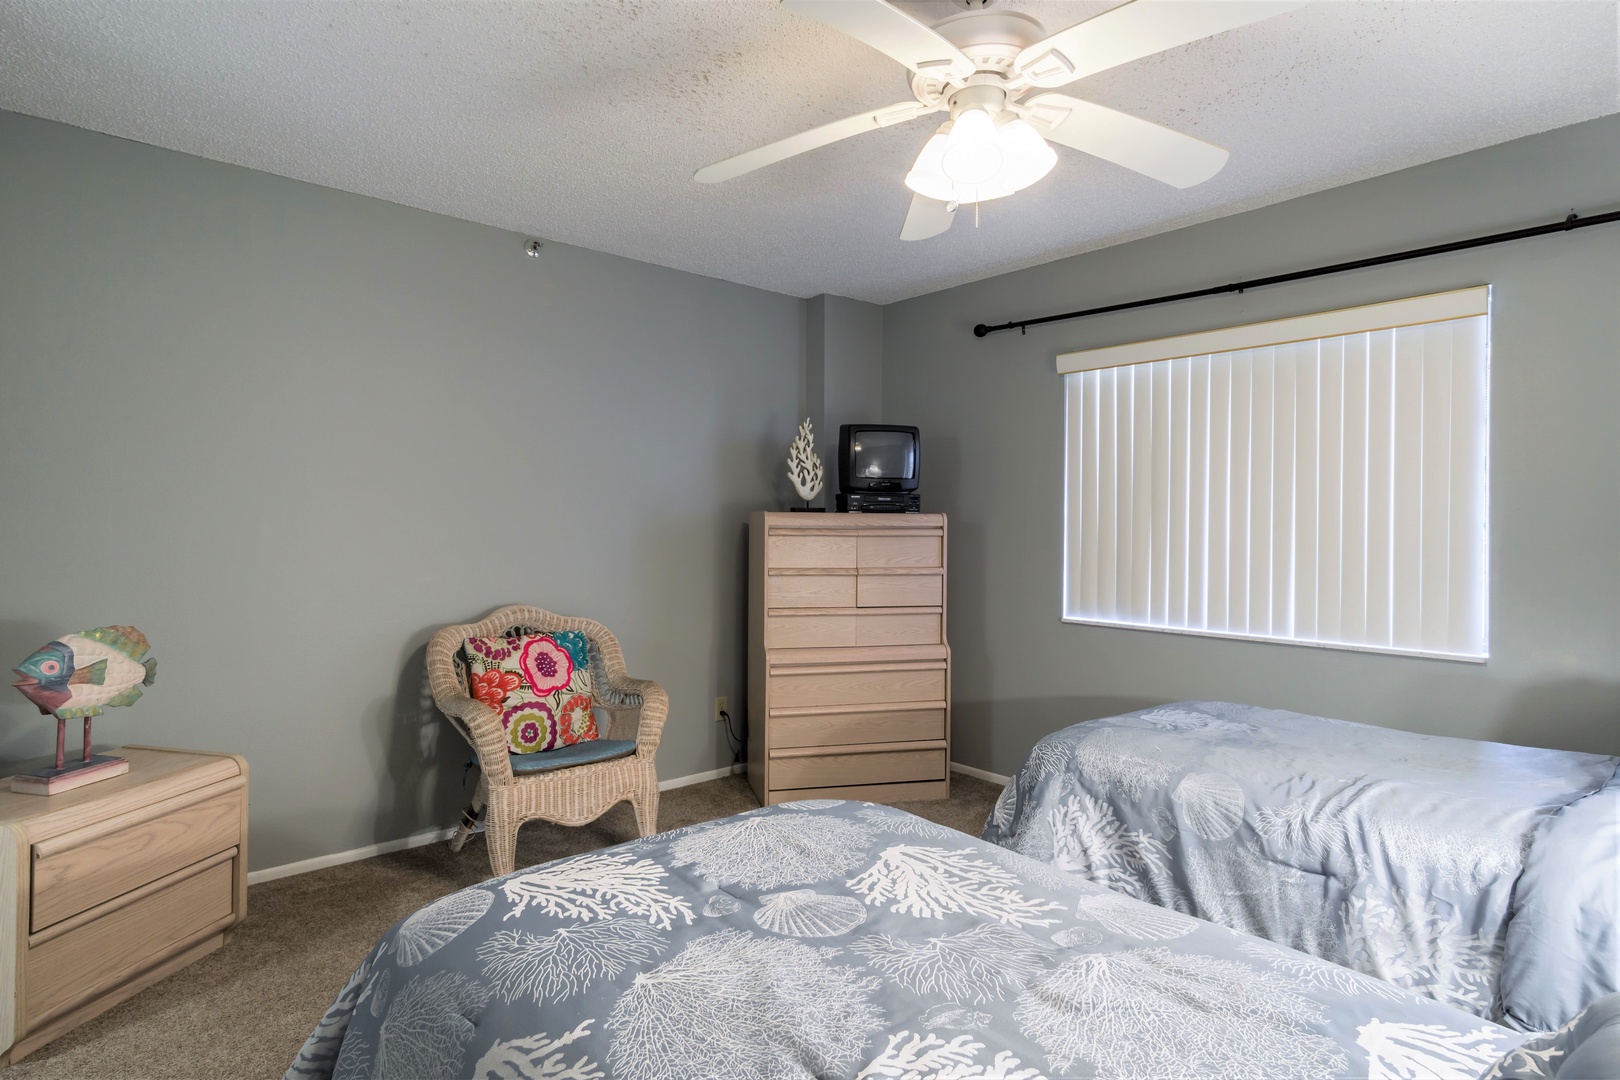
xmin=981 ymin=701 xmax=1620 ymax=1032
xmin=287 ymin=800 xmax=1565 ymax=1080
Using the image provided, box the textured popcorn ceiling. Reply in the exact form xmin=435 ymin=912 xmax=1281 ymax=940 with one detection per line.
xmin=1 ymin=1 xmax=1616 ymax=303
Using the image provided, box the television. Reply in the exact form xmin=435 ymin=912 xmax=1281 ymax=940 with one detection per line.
xmin=838 ymin=424 xmax=920 ymax=493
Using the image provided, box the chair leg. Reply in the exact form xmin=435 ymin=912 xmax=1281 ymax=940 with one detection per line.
xmin=631 ymin=784 xmax=660 ymax=838
xmin=448 ymin=778 xmax=487 ymax=854
xmin=485 ymin=792 xmax=518 ymax=878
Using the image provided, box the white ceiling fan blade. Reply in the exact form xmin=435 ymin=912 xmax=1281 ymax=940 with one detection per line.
xmin=1023 ymin=93 xmax=1228 ymax=188
xmin=1015 ymin=0 xmax=1308 ymax=88
xmin=900 ymin=193 xmax=955 ymax=241
xmin=695 ymin=101 xmax=938 ymax=183
xmin=782 ymin=0 xmax=976 ymax=82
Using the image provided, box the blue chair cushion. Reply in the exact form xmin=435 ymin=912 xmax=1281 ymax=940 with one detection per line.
xmin=509 ymin=739 xmax=637 ymax=774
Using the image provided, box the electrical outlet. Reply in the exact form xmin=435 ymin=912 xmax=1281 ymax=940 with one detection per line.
xmin=715 ymin=696 xmax=729 ymax=724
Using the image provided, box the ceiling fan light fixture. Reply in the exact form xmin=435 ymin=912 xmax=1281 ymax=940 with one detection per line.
xmin=940 ymin=106 xmax=1002 ymax=186
xmin=993 ymin=111 xmax=1058 ymax=190
xmin=904 ymin=109 xmax=1056 ymax=205
xmin=904 ymin=126 xmax=955 ymax=202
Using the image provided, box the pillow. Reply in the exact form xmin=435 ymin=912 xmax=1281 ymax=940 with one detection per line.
xmin=463 ymin=630 xmax=598 ymax=753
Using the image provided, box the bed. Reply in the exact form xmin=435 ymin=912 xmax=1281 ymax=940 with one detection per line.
xmin=286 ymin=800 xmax=1563 ymax=1080
xmin=980 ymin=701 xmax=1620 ymax=1032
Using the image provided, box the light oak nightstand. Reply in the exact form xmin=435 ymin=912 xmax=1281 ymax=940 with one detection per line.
xmin=0 ymin=745 xmax=248 ymax=1064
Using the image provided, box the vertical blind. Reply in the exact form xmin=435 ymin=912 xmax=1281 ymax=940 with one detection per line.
xmin=1061 ymin=288 xmax=1489 ymax=660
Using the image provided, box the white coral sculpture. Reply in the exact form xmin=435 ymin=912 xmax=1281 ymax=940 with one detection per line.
xmin=787 ymin=418 xmax=824 ymax=503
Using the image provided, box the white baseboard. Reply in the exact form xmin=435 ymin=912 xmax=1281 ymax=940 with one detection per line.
xmin=950 ymin=761 xmax=1012 ymax=786
xmin=247 ymin=762 xmax=1001 ymax=886
xmin=247 ymin=826 xmax=456 ymax=885
xmin=658 ymin=762 xmax=746 ymax=791
xmin=248 ymin=763 xmax=749 ymax=886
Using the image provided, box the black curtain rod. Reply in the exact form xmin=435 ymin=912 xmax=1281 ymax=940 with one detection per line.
xmin=973 ymin=207 xmax=1620 ymax=339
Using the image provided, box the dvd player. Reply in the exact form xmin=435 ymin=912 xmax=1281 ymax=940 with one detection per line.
xmin=837 ymin=492 xmax=920 ymax=513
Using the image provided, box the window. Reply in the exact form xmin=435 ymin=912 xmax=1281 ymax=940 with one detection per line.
xmin=1060 ymin=287 xmax=1489 ymax=661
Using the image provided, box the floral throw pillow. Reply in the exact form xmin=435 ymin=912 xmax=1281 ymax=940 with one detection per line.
xmin=463 ymin=630 xmax=598 ymax=753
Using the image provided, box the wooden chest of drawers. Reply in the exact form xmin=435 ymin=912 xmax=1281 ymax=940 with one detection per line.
xmin=0 ymin=746 xmax=248 ymax=1064
xmin=748 ymin=512 xmax=950 ymax=805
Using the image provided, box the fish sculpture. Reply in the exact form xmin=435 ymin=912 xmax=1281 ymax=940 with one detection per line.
xmin=13 ymin=625 xmax=157 ymax=719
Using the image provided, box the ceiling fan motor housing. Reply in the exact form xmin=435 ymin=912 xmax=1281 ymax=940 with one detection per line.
xmin=948 ymin=82 xmax=1009 ymax=119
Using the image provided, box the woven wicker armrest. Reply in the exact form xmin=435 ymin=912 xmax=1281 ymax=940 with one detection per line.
xmin=606 ymin=676 xmax=667 ymax=755
xmin=432 ymin=689 xmax=516 ymax=785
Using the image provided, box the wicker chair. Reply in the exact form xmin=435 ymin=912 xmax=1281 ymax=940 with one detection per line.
xmin=426 ymin=605 xmax=667 ymax=877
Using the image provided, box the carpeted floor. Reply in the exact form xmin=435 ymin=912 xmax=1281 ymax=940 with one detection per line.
xmin=7 ymin=773 xmax=1001 ymax=1080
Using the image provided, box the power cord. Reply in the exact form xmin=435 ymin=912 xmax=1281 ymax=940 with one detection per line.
xmin=719 ymin=707 xmax=745 ymax=764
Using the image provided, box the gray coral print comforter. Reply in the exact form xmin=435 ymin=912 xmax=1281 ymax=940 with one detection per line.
xmin=980 ymin=701 xmax=1620 ymax=1031
xmin=289 ymin=801 xmax=1536 ymax=1080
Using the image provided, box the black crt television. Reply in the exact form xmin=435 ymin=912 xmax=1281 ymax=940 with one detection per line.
xmin=838 ymin=425 xmax=920 ymax=493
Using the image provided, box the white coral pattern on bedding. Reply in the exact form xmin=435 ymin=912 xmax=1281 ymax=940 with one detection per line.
xmin=604 ymin=930 xmax=883 ymax=1080
xmin=477 ymin=919 xmax=667 ymax=1004
xmin=375 ymin=972 xmax=491 ymax=1080
xmin=1183 ymin=845 xmax=1340 ymax=960
xmin=858 ymin=806 xmax=963 ymax=840
xmin=849 ymin=845 xmax=1063 ymax=927
xmin=469 ymin=1020 xmax=604 ymax=1080
xmin=1015 ymin=948 xmax=1347 ymax=1079
xmin=668 ymin=812 xmax=878 ymax=888
xmin=500 ymin=851 xmax=694 ymax=929
xmin=856 ymin=1031 xmax=1046 ymax=1080
xmin=1048 ymin=793 xmax=1183 ymax=909
xmin=850 ymin=924 xmax=1050 ymax=1003
xmin=1355 ymin=1020 xmax=1507 ymax=1080
xmin=1235 ymin=940 xmax=1405 ymax=1001
xmin=1072 ymin=728 xmax=1176 ymax=799
xmin=1343 ymin=892 xmax=1501 ymax=1014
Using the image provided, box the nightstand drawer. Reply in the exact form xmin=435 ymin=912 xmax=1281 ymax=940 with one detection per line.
xmin=31 ymin=784 xmax=243 ymax=933
xmin=27 ymin=855 xmax=236 ymax=1027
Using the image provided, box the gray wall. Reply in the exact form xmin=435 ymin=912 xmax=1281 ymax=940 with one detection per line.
xmin=803 ymin=294 xmax=884 ymax=508
xmin=0 ymin=111 xmax=804 ymax=870
xmin=885 ymin=114 xmax=1620 ymax=773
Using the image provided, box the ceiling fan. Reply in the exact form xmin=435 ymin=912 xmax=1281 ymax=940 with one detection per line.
xmin=695 ymin=0 xmax=1306 ymax=240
